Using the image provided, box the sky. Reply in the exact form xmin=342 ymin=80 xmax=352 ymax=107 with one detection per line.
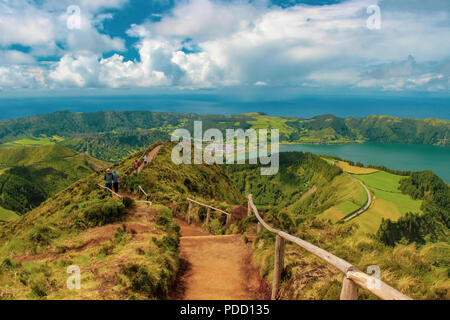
xmin=0 ymin=0 xmax=449 ymax=109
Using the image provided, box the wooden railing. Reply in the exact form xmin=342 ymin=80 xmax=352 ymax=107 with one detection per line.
xmin=98 ymin=184 xmax=152 ymax=206
xmin=248 ymin=194 xmax=412 ymax=301
xmin=187 ymin=198 xmax=231 ymax=225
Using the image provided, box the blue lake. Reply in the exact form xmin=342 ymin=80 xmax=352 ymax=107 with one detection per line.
xmin=279 ymin=143 xmax=450 ymax=183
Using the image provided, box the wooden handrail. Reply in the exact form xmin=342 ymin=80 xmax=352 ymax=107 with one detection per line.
xmin=186 ymin=198 xmax=231 ymax=225
xmin=138 ymin=185 xmax=149 ymax=197
xmin=187 ymin=198 xmax=231 ymax=216
xmin=248 ymin=194 xmax=412 ymax=301
xmin=137 ymin=185 xmax=152 ymax=206
xmin=98 ymin=184 xmax=123 ymax=198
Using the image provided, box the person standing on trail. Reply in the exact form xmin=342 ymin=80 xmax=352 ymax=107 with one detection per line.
xmin=133 ymin=160 xmax=139 ymax=174
xmin=112 ymin=170 xmax=120 ymax=193
xmin=143 ymin=154 xmax=148 ymax=165
xmin=104 ymin=169 xmax=113 ymax=191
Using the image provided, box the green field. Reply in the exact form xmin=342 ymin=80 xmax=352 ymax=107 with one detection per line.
xmin=1 ymin=136 xmax=63 ymax=147
xmin=0 ymin=206 xmax=19 ymax=222
xmin=351 ymin=171 xmax=423 ymax=234
xmin=318 ymin=174 xmax=368 ymax=222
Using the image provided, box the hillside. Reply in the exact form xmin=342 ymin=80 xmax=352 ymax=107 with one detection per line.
xmin=227 ymin=154 xmax=449 ymax=299
xmin=0 ymin=143 xmax=243 ymax=299
xmin=0 ymin=111 xmax=448 ymax=162
xmin=0 ymin=144 xmax=109 ymax=217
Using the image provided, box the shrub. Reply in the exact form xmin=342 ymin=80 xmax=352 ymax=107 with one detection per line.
xmin=113 ymin=226 xmax=129 ymax=245
xmin=122 ymin=197 xmax=135 ymax=209
xmin=206 ymin=219 xmax=224 ymax=235
xmin=99 ymin=242 xmax=115 ymax=256
xmin=1 ymin=258 xmax=19 ymax=271
xmin=28 ymin=226 xmax=59 ymax=247
xmin=83 ymin=198 xmax=126 ymax=227
xmin=30 ymin=279 xmax=48 ymax=298
xmin=121 ymin=263 xmax=155 ymax=297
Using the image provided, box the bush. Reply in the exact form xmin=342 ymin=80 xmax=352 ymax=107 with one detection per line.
xmin=1 ymin=258 xmax=19 ymax=271
xmin=121 ymin=263 xmax=155 ymax=297
xmin=122 ymin=197 xmax=135 ymax=209
xmin=30 ymin=279 xmax=48 ymax=298
xmin=113 ymin=226 xmax=129 ymax=245
xmin=99 ymin=242 xmax=115 ymax=256
xmin=206 ymin=219 xmax=224 ymax=235
xmin=28 ymin=226 xmax=59 ymax=247
xmin=83 ymin=199 xmax=126 ymax=227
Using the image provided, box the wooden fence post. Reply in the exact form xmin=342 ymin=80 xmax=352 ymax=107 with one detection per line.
xmin=257 ymin=222 xmax=262 ymax=233
xmin=248 ymin=201 xmax=251 ymax=217
xmin=188 ymin=201 xmax=192 ymax=225
xmin=340 ymin=276 xmax=358 ymax=300
xmin=271 ymin=234 xmax=285 ymax=300
xmin=225 ymin=214 xmax=230 ymax=226
xmin=206 ymin=208 xmax=211 ymax=224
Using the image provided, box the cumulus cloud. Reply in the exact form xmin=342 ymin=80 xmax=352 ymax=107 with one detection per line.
xmin=0 ymin=0 xmax=449 ymax=92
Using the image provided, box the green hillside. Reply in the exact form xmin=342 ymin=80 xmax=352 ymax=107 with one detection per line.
xmin=226 ymin=151 xmax=448 ymax=300
xmin=0 ymin=143 xmax=243 ymax=299
xmin=0 ymin=142 xmax=447 ymax=300
xmin=0 ymin=111 xmax=448 ymax=162
xmin=351 ymin=172 xmax=423 ymax=234
xmin=0 ymin=144 xmax=109 ymax=215
xmin=0 ymin=206 xmax=19 ymax=222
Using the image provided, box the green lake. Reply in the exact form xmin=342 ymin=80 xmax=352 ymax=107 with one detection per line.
xmin=279 ymin=143 xmax=450 ymax=183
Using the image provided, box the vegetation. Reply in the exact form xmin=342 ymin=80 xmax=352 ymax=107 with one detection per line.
xmin=377 ymin=171 xmax=449 ymax=246
xmin=0 ymin=143 xmax=243 ymax=299
xmin=0 ymin=144 xmax=109 ymax=216
xmin=227 ymin=152 xmax=448 ymax=300
xmin=0 ymin=206 xmax=19 ymax=222
xmin=0 ymin=111 xmax=448 ymax=162
xmin=351 ymin=171 xmax=423 ymax=234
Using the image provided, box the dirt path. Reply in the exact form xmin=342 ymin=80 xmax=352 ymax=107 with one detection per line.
xmin=138 ymin=144 xmax=162 ymax=173
xmin=172 ymin=218 xmax=269 ymax=300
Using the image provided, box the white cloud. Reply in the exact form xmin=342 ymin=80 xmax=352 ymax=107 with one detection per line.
xmin=0 ymin=0 xmax=449 ymax=92
xmin=0 ymin=50 xmax=35 ymax=65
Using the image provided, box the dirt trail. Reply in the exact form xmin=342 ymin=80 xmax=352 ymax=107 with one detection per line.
xmin=172 ymin=218 xmax=269 ymax=300
xmin=138 ymin=144 xmax=162 ymax=173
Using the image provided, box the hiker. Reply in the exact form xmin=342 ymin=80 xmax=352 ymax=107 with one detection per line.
xmin=104 ymin=169 xmax=113 ymax=191
xmin=133 ymin=160 xmax=139 ymax=174
xmin=143 ymin=154 xmax=148 ymax=165
xmin=112 ymin=170 xmax=120 ymax=193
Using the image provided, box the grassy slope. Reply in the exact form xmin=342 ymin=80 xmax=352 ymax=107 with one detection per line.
xmin=0 ymin=206 xmax=19 ymax=222
xmin=0 ymin=143 xmax=243 ymax=299
xmin=352 ymin=171 xmax=423 ymax=234
xmin=0 ymin=144 xmax=110 ymax=217
xmin=319 ymin=174 xmax=368 ymax=222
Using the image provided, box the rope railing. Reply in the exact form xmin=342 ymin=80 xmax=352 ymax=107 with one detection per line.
xmin=186 ymin=198 xmax=231 ymax=225
xmin=248 ymin=194 xmax=412 ymax=301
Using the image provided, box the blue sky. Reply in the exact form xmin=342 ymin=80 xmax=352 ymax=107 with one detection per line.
xmin=0 ymin=0 xmax=449 ymax=100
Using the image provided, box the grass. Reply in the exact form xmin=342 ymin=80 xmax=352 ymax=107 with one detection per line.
xmin=1 ymin=136 xmax=63 ymax=147
xmin=350 ymin=171 xmax=423 ymax=234
xmin=319 ymin=174 xmax=367 ymax=222
xmin=0 ymin=206 xmax=19 ymax=222
xmin=335 ymin=161 xmax=379 ymax=175
xmin=0 ymin=143 xmax=244 ymax=299
xmin=250 ymin=219 xmax=449 ymax=300
xmin=247 ymin=115 xmax=296 ymax=136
